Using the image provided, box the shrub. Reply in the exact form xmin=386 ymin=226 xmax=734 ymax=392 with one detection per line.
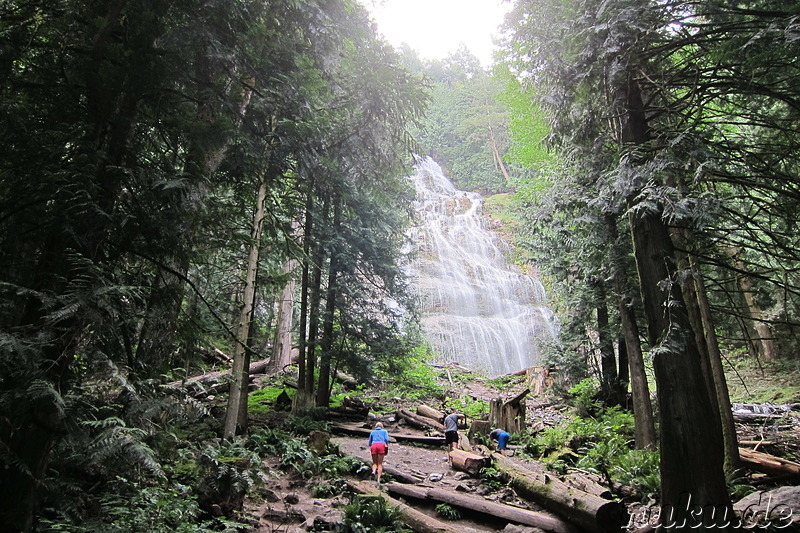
xmin=342 ymin=496 xmax=410 ymax=533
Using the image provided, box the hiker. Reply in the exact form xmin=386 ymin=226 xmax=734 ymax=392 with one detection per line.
xmin=489 ymin=428 xmax=510 ymax=455
xmin=443 ymin=409 xmax=464 ymax=451
xmin=368 ymin=421 xmax=390 ymax=482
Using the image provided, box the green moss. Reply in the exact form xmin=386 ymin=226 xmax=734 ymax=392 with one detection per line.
xmin=248 ymin=387 xmax=294 ymax=415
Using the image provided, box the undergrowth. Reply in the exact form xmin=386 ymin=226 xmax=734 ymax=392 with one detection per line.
xmin=519 ymin=379 xmax=661 ymax=500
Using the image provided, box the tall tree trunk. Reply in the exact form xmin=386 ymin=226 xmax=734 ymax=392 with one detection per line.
xmin=303 ymin=196 xmax=329 ymax=397
xmin=223 ymin=171 xmax=268 ymax=439
xmin=293 ymin=188 xmax=314 ymax=412
xmin=609 ymin=214 xmax=655 ymax=449
xmin=622 ymin=75 xmax=734 ymax=529
xmin=732 ymin=255 xmax=776 ymax=362
xmin=488 ymin=125 xmax=512 ymax=187
xmin=629 ymin=209 xmax=734 ymax=529
xmin=316 ymin=199 xmax=341 ymax=407
xmin=594 ymin=278 xmax=619 ymax=404
xmin=268 ymin=256 xmax=298 ymax=374
xmin=617 ymin=293 xmax=656 ymax=449
xmin=690 ymin=256 xmax=740 ymax=476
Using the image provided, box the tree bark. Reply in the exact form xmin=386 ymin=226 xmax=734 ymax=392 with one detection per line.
xmin=489 ymin=389 xmax=528 ymax=432
xmin=223 ymin=170 xmax=268 ymax=439
xmin=448 ymin=449 xmax=490 ymax=475
xmin=493 ymin=455 xmax=628 ymax=533
xmin=621 ymin=73 xmax=734 ymax=530
xmin=594 ymin=278 xmax=620 ymax=403
xmin=689 ymin=255 xmax=740 ymax=475
xmin=417 ymin=404 xmax=445 ymax=422
xmin=316 ymin=197 xmax=341 ymax=407
xmin=738 ymin=448 xmax=800 ymax=478
xmin=397 ymin=409 xmax=446 ymax=431
xmin=268 ymin=255 xmax=298 ymax=374
xmin=293 ymin=184 xmax=313 ymax=412
xmin=386 ymin=483 xmax=581 ymax=533
xmin=629 ymin=208 xmax=734 ymax=530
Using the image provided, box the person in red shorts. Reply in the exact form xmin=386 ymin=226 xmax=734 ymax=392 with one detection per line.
xmin=368 ymin=422 xmax=390 ymax=483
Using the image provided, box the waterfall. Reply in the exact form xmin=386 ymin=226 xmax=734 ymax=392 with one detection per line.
xmin=407 ymin=157 xmax=558 ymax=377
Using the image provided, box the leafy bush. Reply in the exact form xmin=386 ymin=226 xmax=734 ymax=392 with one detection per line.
xmin=283 ymin=414 xmax=330 ymax=435
xmin=374 ymin=346 xmax=444 ymax=402
xmin=520 ymin=404 xmax=659 ymax=500
xmin=342 ymin=496 xmax=410 ymax=533
xmin=445 ymin=395 xmax=488 ymax=419
xmin=568 ymin=378 xmax=602 ymax=418
xmin=610 ymin=449 xmax=660 ymax=498
xmin=435 ymin=503 xmax=461 ymax=520
xmin=40 ymin=478 xmax=246 ymax=533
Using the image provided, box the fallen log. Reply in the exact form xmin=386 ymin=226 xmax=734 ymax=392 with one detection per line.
xmin=739 ymin=447 xmax=800 ymax=478
xmin=167 ymin=357 xmax=270 ymax=388
xmin=386 ymin=483 xmax=580 ymax=533
xmin=417 ymin=404 xmax=444 ymax=422
xmin=493 ymin=455 xmax=628 ymax=533
xmin=563 ymin=471 xmax=614 ymax=499
xmin=733 ymin=412 xmax=786 ymax=423
xmin=449 ymin=449 xmax=490 ymax=475
xmin=398 ymin=408 xmax=445 ymax=432
xmin=331 ymin=423 xmax=444 ymax=446
xmin=347 ymin=480 xmax=461 ymax=533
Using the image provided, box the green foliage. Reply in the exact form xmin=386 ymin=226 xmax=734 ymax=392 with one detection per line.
xmin=246 ymin=427 xmax=289 ymax=457
xmin=375 ymin=345 xmax=444 ymax=402
xmin=520 ymin=404 xmax=658 ymax=500
xmin=247 ymin=387 xmax=294 ymax=415
xmin=40 ymin=478 xmax=245 ymax=533
xmin=342 ymin=496 xmax=410 ymax=533
xmin=610 ymin=449 xmax=661 ymax=498
xmin=283 ymin=414 xmax=331 ymax=436
xmin=479 ymin=466 xmax=506 ymax=491
xmin=435 ymin=503 xmax=462 ymax=521
xmin=568 ymin=378 xmax=602 ymax=418
xmin=445 ymin=396 xmax=489 ymax=419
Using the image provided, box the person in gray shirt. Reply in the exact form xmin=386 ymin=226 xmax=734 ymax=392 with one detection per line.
xmin=443 ymin=410 xmax=464 ymax=451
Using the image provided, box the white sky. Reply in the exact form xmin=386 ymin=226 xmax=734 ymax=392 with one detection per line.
xmin=363 ymin=0 xmax=511 ymax=66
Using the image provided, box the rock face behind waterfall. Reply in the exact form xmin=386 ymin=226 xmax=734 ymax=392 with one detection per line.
xmin=407 ymin=157 xmax=558 ymax=376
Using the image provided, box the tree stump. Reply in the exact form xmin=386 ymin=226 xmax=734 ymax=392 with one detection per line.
xmin=489 ymin=388 xmax=529 ymax=433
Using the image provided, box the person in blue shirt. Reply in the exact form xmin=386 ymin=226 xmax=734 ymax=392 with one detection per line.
xmin=490 ymin=428 xmax=510 ymax=455
xmin=368 ymin=422 xmax=390 ymax=482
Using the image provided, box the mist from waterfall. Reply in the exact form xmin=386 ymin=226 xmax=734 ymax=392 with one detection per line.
xmin=407 ymin=157 xmax=558 ymax=376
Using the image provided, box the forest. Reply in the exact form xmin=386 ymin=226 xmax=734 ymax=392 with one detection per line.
xmin=1 ymin=0 xmax=799 ymax=532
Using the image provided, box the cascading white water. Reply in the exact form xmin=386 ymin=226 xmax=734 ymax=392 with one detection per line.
xmin=407 ymin=157 xmax=558 ymax=376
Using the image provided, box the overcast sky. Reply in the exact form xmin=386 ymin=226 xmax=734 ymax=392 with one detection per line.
xmin=363 ymin=0 xmax=511 ymax=66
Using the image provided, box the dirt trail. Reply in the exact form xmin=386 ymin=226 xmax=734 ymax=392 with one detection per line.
xmin=246 ymin=396 xmax=568 ymax=533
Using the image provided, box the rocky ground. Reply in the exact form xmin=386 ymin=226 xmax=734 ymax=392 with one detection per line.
xmin=242 ymin=365 xmax=800 ymax=533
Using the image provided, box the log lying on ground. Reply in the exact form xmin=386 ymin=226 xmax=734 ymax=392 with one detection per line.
xmin=733 ymin=412 xmax=786 ymax=423
xmin=347 ymin=480 xmax=461 ymax=533
xmin=739 ymin=447 xmax=800 ymax=478
xmin=417 ymin=404 xmax=444 ymax=422
xmin=449 ymin=449 xmax=490 ymax=475
xmin=386 ymin=483 xmax=580 ymax=533
xmin=331 ymin=423 xmax=445 ymax=446
xmin=563 ymin=471 xmax=614 ymax=499
xmin=398 ymin=408 xmax=445 ymax=432
xmin=493 ymin=455 xmax=628 ymax=533
xmin=167 ymin=357 xmax=270 ymax=389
